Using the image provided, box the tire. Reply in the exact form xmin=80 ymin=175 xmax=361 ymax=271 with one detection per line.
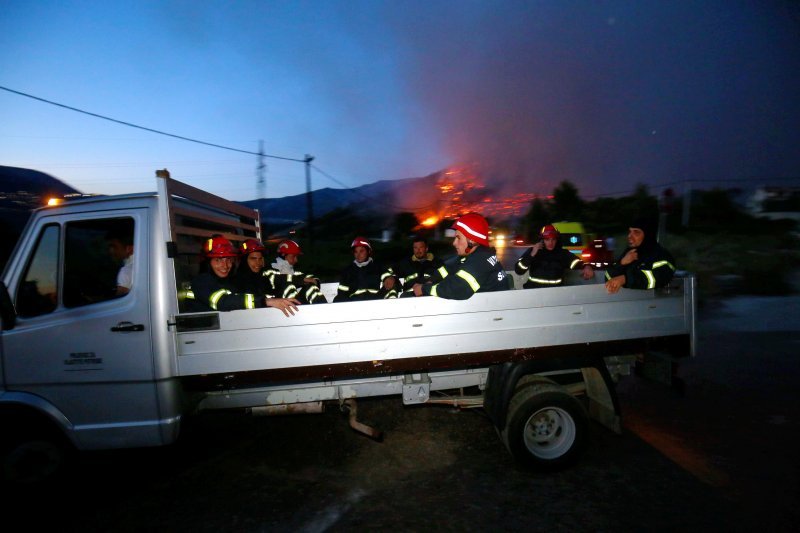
xmin=501 ymin=382 xmax=588 ymax=472
xmin=1 ymin=416 xmax=71 ymax=487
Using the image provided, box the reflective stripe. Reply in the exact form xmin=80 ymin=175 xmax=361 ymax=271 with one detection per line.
xmin=569 ymin=259 xmax=581 ymax=269
xmin=454 ymin=220 xmax=487 ymax=241
xmin=244 ymin=294 xmax=255 ymax=309
xmin=456 ymin=270 xmax=480 ymax=292
xmin=405 ymin=273 xmax=419 ymax=282
xmin=209 ymin=289 xmax=231 ymax=310
xmin=529 ymin=277 xmax=561 ymax=285
xmin=643 ymin=269 xmax=656 ymax=289
xmin=305 ymin=286 xmax=320 ymax=300
xmin=605 ymin=271 xmax=612 ymax=281
xmin=282 ymin=284 xmax=296 ymax=298
xmin=653 ymin=260 xmax=675 ymax=271
xmin=353 ymin=288 xmax=379 ymax=297
xmin=183 ymin=290 xmax=195 ymax=300
xmin=338 ymin=284 xmax=350 ymax=292
xmin=381 ymin=271 xmax=393 ymax=281
xmin=430 ymin=284 xmax=438 ymax=297
xmin=384 ymin=290 xmax=398 ymax=299
xmin=438 ymin=266 xmax=448 ymax=278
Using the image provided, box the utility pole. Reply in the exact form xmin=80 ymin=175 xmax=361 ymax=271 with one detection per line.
xmin=257 ymin=140 xmax=267 ymax=237
xmin=304 ymin=154 xmax=315 ymax=247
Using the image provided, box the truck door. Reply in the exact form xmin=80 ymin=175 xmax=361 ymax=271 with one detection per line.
xmin=1 ymin=209 xmax=162 ymax=449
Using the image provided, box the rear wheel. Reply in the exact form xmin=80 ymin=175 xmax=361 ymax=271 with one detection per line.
xmin=501 ymin=382 xmax=588 ymax=471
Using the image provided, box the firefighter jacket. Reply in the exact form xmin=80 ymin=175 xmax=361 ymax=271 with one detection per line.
xmin=234 ymin=266 xmax=271 ymax=297
xmin=515 ymin=245 xmax=586 ymax=288
xmin=188 ymin=271 xmax=264 ymax=311
xmin=265 ymin=258 xmax=326 ymax=304
xmin=421 ymin=246 xmax=509 ymax=300
xmin=334 ymin=258 xmax=397 ymax=302
xmin=604 ymin=240 xmax=676 ymax=290
xmin=394 ymin=252 xmax=447 ymax=294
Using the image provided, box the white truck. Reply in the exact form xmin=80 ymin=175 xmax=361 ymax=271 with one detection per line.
xmin=0 ymin=171 xmax=695 ymax=483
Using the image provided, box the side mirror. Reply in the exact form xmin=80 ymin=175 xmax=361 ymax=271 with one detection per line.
xmin=0 ymin=281 xmax=17 ymax=331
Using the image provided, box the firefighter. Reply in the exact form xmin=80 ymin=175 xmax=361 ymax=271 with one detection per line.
xmin=188 ymin=236 xmax=300 ymax=316
xmin=334 ymin=237 xmax=397 ymax=302
xmin=105 ymin=224 xmax=134 ymax=297
xmin=394 ymin=236 xmax=447 ymax=297
xmin=605 ymin=216 xmax=676 ymax=293
xmin=413 ymin=213 xmax=508 ymax=299
xmin=265 ymin=239 xmax=326 ymax=304
xmin=234 ymin=238 xmax=270 ymax=296
xmin=515 ymin=224 xmax=594 ymax=288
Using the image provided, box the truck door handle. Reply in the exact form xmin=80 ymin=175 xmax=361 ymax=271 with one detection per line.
xmin=111 ymin=322 xmax=145 ymax=332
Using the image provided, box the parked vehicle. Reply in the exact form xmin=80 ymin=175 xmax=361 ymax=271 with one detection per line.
xmin=0 ymin=171 xmax=695 ymax=483
xmin=510 ymin=234 xmax=526 ymax=246
xmin=552 ymin=221 xmax=591 ymax=256
xmin=581 ymin=237 xmax=615 ymax=268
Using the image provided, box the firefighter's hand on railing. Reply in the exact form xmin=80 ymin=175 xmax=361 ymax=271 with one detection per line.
xmin=266 ymin=297 xmax=301 ymax=316
xmin=412 ymin=283 xmax=424 ymax=297
xmin=605 ymin=275 xmax=626 ymax=294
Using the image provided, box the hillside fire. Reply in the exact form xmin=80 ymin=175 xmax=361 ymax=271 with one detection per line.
xmin=432 ymin=165 xmax=538 ymax=221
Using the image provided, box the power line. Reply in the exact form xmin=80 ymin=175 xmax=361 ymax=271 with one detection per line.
xmin=0 ymin=85 xmax=306 ymax=163
xmin=7 ymin=159 xmax=249 ymax=169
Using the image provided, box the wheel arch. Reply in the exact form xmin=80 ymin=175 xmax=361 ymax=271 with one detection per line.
xmin=483 ymin=354 xmax=621 ymax=431
xmin=0 ymin=391 xmax=77 ymax=448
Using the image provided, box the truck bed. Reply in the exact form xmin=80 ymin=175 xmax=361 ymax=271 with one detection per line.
xmin=175 ymin=275 xmax=694 ymax=388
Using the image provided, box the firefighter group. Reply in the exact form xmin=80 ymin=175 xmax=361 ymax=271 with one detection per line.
xmin=186 ymin=213 xmax=675 ymax=317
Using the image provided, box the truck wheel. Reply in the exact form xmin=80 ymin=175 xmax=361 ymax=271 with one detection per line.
xmin=501 ymin=383 xmax=588 ymax=471
xmin=1 ymin=427 xmax=69 ymax=486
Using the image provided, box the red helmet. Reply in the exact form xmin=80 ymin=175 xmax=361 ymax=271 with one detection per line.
xmin=277 ymin=239 xmax=303 ymax=256
xmin=350 ymin=237 xmax=372 ymax=251
xmin=540 ymin=225 xmax=559 ymax=240
xmin=203 ymin=236 xmax=238 ymax=258
xmin=240 ymin=238 xmax=265 ymax=255
xmin=452 ymin=213 xmax=489 ymax=247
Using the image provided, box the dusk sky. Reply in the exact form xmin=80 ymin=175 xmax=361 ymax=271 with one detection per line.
xmin=2 ymin=1 xmax=799 ymax=202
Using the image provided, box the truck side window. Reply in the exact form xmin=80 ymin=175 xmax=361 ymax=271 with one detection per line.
xmin=16 ymin=224 xmax=60 ymax=318
xmin=63 ymin=218 xmax=135 ymax=308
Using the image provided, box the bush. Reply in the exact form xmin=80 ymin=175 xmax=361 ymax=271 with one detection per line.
xmin=666 ymin=231 xmax=799 ymax=298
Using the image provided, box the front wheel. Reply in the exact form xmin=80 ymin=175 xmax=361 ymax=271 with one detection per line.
xmin=1 ymin=416 xmax=71 ymax=487
xmin=501 ymin=382 xmax=588 ymax=471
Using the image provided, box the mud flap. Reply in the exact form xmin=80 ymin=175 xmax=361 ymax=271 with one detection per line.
xmin=580 ymin=367 xmax=621 ymax=434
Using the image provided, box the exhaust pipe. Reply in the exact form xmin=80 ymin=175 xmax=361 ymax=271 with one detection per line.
xmin=343 ymin=399 xmax=383 ymax=441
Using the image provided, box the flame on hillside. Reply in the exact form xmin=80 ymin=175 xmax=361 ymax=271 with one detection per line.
xmin=420 ymin=215 xmax=439 ymax=227
xmin=432 ymin=165 xmax=538 ymax=221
